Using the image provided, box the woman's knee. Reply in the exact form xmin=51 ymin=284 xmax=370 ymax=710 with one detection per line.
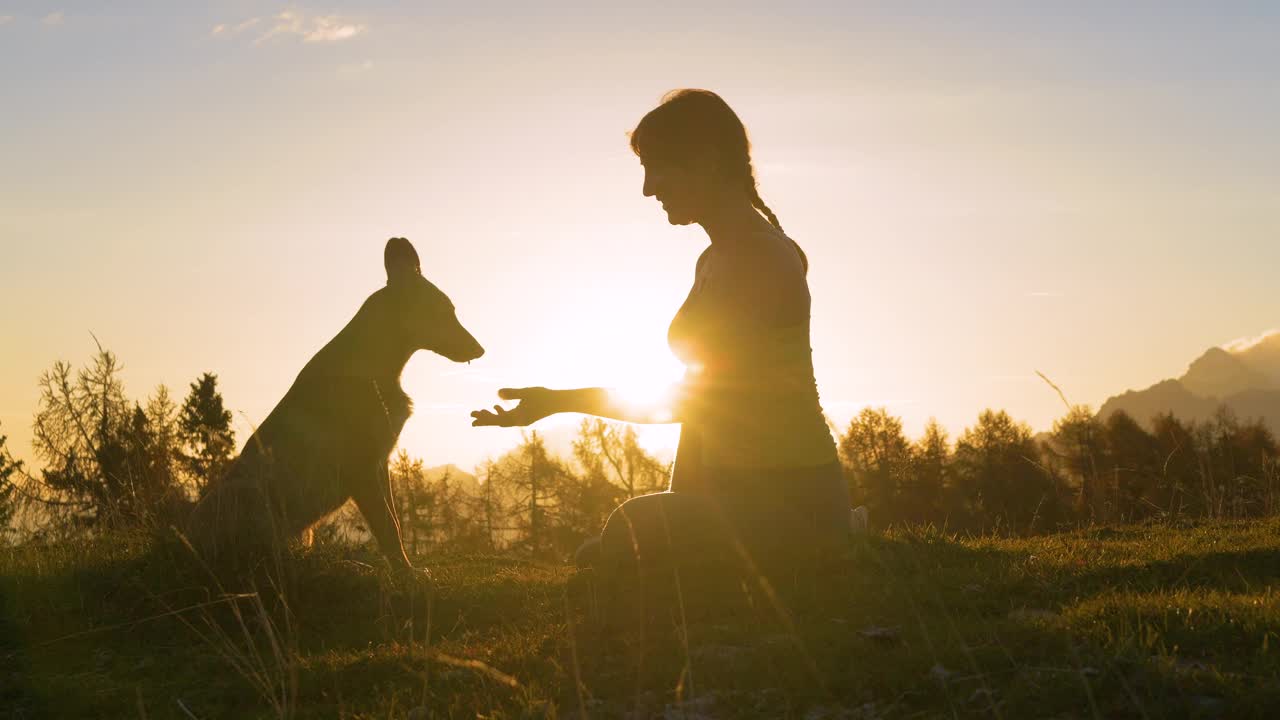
xmin=573 ymin=536 xmax=602 ymax=569
xmin=599 ymin=493 xmax=669 ymax=562
xmin=598 ymin=492 xmax=726 ymax=570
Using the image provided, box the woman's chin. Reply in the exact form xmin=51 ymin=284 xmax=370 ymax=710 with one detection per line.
xmin=664 ymin=209 xmax=692 ymax=225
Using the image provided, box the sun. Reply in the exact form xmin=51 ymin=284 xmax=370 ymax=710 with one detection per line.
xmin=613 ymin=370 xmax=681 ymax=410
xmin=602 ymin=349 xmax=686 ymax=454
xmin=605 ymin=343 xmax=686 ymax=400
xmin=516 ymin=341 xmax=685 ymax=453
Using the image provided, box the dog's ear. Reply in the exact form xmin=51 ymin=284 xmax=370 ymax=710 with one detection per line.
xmin=384 ymin=237 xmax=422 ymax=284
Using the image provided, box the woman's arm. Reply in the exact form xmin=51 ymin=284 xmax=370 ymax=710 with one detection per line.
xmin=558 ymin=386 xmax=682 ymax=424
xmin=470 ymin=384 xmax=684 ymax=427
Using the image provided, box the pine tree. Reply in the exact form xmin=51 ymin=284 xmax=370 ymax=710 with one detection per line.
xmin=178 ymin=372 xmax=235 ymax=495
xmin=0 ymin=427 xmax=23 ymax=542
xmin=389 ymin=450 xmax=433 ymax=556
xmin=497 ymin=431 xmax=575 ymax=558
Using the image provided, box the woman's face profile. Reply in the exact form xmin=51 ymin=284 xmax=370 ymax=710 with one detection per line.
xmin=641 ymin=154 xmax=709 ymax=227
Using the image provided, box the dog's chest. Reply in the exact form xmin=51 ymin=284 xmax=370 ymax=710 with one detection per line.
xmin=371 ymin=381 xmax=412 ymax=438
xmin=279 ymin=377 xmax=413 ymax=459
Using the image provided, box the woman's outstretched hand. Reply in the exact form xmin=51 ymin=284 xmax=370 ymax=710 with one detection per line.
xmin=470 ymin=387 xmax=561 ymax=427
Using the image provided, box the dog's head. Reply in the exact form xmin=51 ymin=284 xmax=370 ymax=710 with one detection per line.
xmin=380 ymin=237 xmax=485 ymax=363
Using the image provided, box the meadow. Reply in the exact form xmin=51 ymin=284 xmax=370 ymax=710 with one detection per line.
xmin=4 ymin=519 xmax=1279 ymax=719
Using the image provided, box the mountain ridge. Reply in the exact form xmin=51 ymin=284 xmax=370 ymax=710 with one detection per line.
xmin=1098 ymin=331 xmax=1280 ymax=429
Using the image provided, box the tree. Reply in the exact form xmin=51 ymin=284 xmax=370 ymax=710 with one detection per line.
xmin=472 ymin=459 xmax=513 ymax=552
xmin=953 ymin=409 xmax=1063 ymax=534
xmin=1044 ymin=406 xmax=1105 ymax=521
xmin=389 ymin=450 xmax=431 ymax=556
xmin=384 ymin=452 xmax=480 ymax=554
xmin=123 ymin=404 xmax=169 ymax=520
xmin=33 ymin=348 xmax=131 ymax=526
xmin=839 ymin=408 xmax=912 ymax=525
xmin=1233 ymin=418 xmax=1280 ymax=518
xmin=178 ymin=372 xmax=235 ymax=496
xmin=1099 ymin=410 xmax=1160 ymax=522
xmin=427 ymin=466 xmax=476 ymax=550
xmin=1149 ymin=412 xmax=1200 ymax=519
xmin=572 ymin=419 xmax=669 ymax=499
xmin=0 ymin=427 xmax=23 ymax=542
xmin=31 ymin=347 xmax=186 ymax=529
xmin=1198 ymin=408 xmax=1277 ymax=520
xmin=146 ymin=385 xmax=180 ymax=483
xmin=907 ymin=418 xmax=952 ymax=526
xmin=487 ymin=431 xmax=579 ymax=558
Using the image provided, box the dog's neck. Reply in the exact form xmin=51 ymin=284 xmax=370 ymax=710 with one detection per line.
xmin=300 ymin=300 xmax=417 ymax=388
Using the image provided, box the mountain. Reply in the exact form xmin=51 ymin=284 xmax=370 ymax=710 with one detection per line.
xmin=1180 ymin=347 xmax=1272 ymax=399
xmin=425 ymin=464 xmax=481 ymax=495
xmin=1098 ymin=379 xmax=1219 ymax=426
xmin=1231 ymin=331 xmax=1280 ymax=386
xmin=1098 ymin=331 xmax=1280 ymax=429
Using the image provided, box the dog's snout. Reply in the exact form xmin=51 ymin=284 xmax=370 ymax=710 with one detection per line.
xmin=450 ymin=336 xmax=484 ymax=363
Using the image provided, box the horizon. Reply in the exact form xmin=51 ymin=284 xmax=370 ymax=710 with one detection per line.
xmin=3 ymin=2 xmax=1279 ymax=473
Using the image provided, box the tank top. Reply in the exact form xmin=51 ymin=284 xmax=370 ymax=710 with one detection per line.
xmin=667 ymin=239 xmax=838 ymax=491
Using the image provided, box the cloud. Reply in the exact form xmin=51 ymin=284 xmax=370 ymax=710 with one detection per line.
xmin=42 ymin=11 xmax=64 ymax=26
xmin=0 ymin=15 xmax=14 ymax=26
xmin=212 ymin=12 xmax=363 ymax=44
xmin=304 ymin=15 xmax=364 ymax=42
xmin=255 ymin=11 xmax=365 ymax=44
xmin=210 ymin=17 xmax=261 ymax=37
xmin=1222 ymin=329 xmax=1280 ymax=353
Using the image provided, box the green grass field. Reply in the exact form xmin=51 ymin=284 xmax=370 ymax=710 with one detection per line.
xmin=4 ymin=520 xmax=1280 ymax=718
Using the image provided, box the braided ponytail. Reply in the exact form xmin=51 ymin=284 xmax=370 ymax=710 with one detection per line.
xmin=745 ymin=162 xmax=808 ymax=274
xmin=745 ymin=164 xmax=783 ymax=233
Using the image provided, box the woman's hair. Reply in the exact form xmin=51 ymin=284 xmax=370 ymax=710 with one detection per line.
xmin=630 ymin=89 xmax=808 ymax=272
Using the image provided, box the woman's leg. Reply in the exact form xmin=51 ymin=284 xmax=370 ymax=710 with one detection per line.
xmin=588 ymin=491 xmax=733 ymax=574
xmin=586 ymin=463 xmax=850 ymax=573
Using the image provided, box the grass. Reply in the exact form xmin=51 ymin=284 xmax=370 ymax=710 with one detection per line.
xmin=3 ymin=519 xmax=1280 ymax=718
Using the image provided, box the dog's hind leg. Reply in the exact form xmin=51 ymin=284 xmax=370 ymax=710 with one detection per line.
xmin=350 ymin=463 xmax=414 ymax=570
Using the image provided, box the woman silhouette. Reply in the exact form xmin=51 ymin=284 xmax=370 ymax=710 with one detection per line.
xmin=472 ymin=89 xmax=850 ymax=573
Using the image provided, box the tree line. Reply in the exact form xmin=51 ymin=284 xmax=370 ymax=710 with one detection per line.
xmin=840 ymin=405 xmax=1280 ymax=534
xmin=1 ymin=346 xmax=234 ymax=540
xmin=3 ymin=346 xmax=1278 ymax=554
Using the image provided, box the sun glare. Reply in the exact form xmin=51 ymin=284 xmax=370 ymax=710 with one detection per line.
xmin=612 ymin=377 xmax=674 ymax=411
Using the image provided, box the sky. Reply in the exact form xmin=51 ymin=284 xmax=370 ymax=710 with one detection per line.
xmin=2 ymin=1 xmax=1278 ymax=472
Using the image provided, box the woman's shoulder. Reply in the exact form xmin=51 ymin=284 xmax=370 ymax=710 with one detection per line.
xmin=714 ymin=229 xmax=806 ymax=284
xmin=695 ymin=245 xmax=715 ymax=275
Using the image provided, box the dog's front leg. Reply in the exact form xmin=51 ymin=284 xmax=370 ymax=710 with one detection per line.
xmin=351 ymin=462 xmax=415 ymax=571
